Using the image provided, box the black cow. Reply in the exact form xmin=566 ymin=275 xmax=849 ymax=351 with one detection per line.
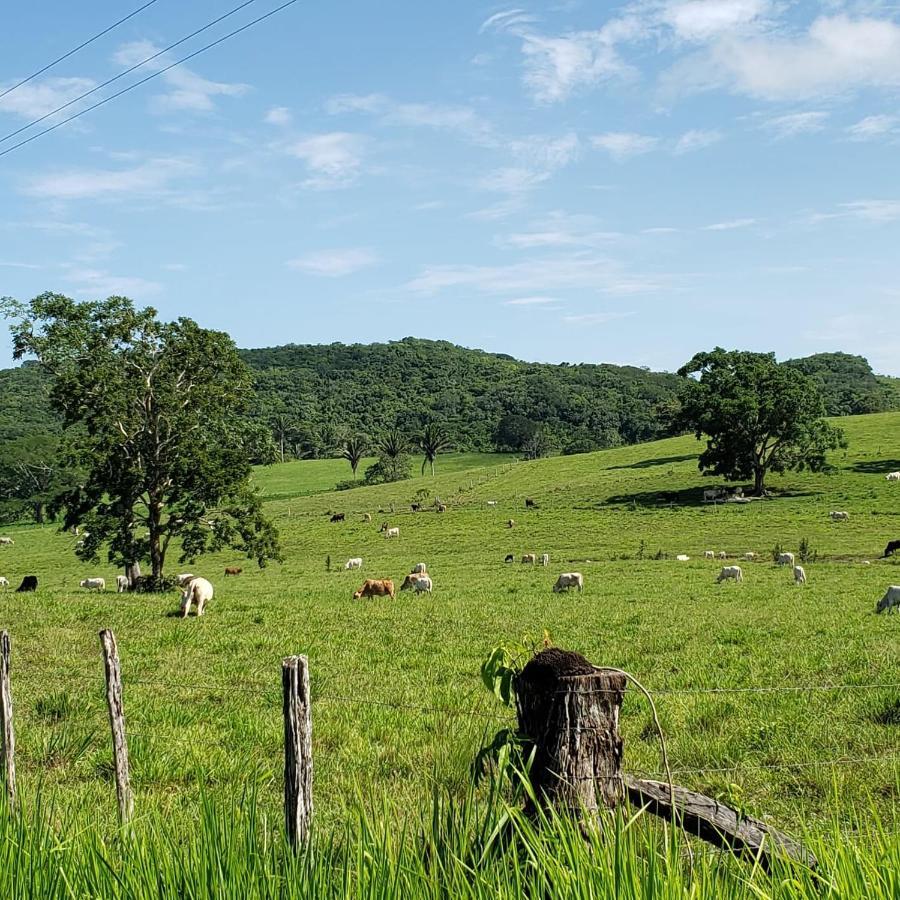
xmin=525 ymin=498 xmax=537 ymax=509
xmin=884 ymin=540 xmax=900 ymax=558
xmin=330 ymin=513 xmax=345 ymax=523
xmin=16 ymin=575 xmax=37 ymax=592
xmin=504 ymin=554 xmax=514 ymax=563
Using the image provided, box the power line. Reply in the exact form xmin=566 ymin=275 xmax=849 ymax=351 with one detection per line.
xmin=0 ymin=0 xmax=265 ymax=149
xmin=0 ymin=0 xmax=163 ymax=103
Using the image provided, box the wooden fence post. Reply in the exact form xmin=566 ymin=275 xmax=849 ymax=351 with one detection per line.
xmin=282 ymin=655 xmax=312 ymax=849
xmin=514 ymin=648 xmax=626 ymax=821
xmin=99 ymin=629 xmax=133 ymax=825
xmin=0 ymin=631 xmax=16 ymax=810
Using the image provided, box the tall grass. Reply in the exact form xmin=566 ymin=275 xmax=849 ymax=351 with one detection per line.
xmin=1 ymin=783 xmax=897 ymax=898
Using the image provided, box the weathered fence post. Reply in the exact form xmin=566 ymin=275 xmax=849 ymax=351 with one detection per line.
xmin=282 ymin=655 xmax=312 ymax=849
xmin=514 ymin=648 xmax=626 ymax=821
xmin=0 ymin=631 xmax=16 ymax=809
xmin=99 ymin=629 xmax=133 ymax=825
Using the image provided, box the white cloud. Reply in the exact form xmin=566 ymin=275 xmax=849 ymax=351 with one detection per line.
xmin=673 ymin=128 xmax=723 ymax=153
xmin=562 ymin=311 xmax=633 ymax=324
xmin=703 ymin=217 xmax=757 ymax=230
xmin=762 ymin=111 xmax=828 ymax=139
xmin=407 ymin=254 xmax=660 ymax=296
xmin=286 ymin=248 xmax=378 ymax=276
xmin=591 ymin=131 xmax=659 ymax=160
xmin=509 ymin=131 xmax=581 ymax=168
xmin=845 ymin=114 xmax=897 ymax=141
xmin=64 ymin=267 xmax=162 ymax=297
xmin=285 ymin=132 xmax=367 ymax=189
xmin=503 ymin=296 xmax=561 ymax=306
xmin=112 ymin=41 xmax=247 ymax=113
xmin=840 ymin=200 xmax=900 ymax=223
xmin=23 ymin=158 xmax=195 ymax=200
xmin=265 ymin=106 xmax=292 ymax=126
xmin=662 ymin=0 xmax=773 ymax=42
xmin=500 ymin=211 xmax=621 ymax=249
xmin=666 ymin=14 xmax=900 ymax=100
xmin=0 ymin=261 xmax=40 ymax=269
xmin=0 ymin=76 xmax=95 ymax=121
xmin=478 ymin=166 xmax=551 ymax=195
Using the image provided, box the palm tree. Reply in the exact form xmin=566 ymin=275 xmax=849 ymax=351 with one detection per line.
xmin=418 ymin=423 xmax=452 ymax=476
xmin=271 ymin=413 xmax=293 ymax=463
xmin=378 ymin=427 xmax=408 ymax=461
xmin=340 ymin=435 xmax=368 ymax=478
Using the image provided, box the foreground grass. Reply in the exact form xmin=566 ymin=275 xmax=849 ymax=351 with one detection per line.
xmin=0 ymin=412 xmax=897 ymax=859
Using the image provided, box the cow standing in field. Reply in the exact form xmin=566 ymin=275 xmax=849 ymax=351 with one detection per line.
xmin=0 ymin=537 xmax=13 ymax=546
xmin=793 ymin=565 xmax=807 ymax=585
xmin=504 ymin=554 xmax=514 ymax=563
xmin=411 ymin=563 xmax=427 ymax=574
xmin=886 ymin=472 xmax=900 ymax=482
xmin=0 ymin=578 xmax=8 ymax=587
xmin=181 ymin=577 xmax=214 ymax=617
xmin=116 ymin=575 xmax=129 ymax=593
xmin=330 ymin=513 xmax=345 ymax=523
xmin=400 ymin=573 xmax=433 ymax=594
xmin=716 ymin=566 xmax=743 ymax=583
xmin=384 ymin=527 xmax=400 ymax=539
xmin=876 ymin=586 xmax=900 ymax=613
xmin=552 ymin=573 xmax=584 ymax=593
xmin=522 ymin=554 xmax=536 ymax=564
xmin=224 ymin=566 xmax=242 ymax=576
xmin=525 ymin=498 xmax=536 ymax=509
xmin=777 ymin=552 xmax=795 ymax=567
xmin=718 ymin=551 xmax=727 ymax=560
xmin=704 ymin=551 xmax=715 ymax=560
xmin=882 ymin=540 xmax=900 ymax=558
xmin=353 ymin=579 xmax=395 ymax=599
xmin=16 ymin=576 xmax=37 ymax=592
xmin=80 ymin=578 xmax=105 ymax=591
xmin=540 ymin=553 xmax=550 ymax=567
xmin=830 ymin=511 xmax=850 ymax=521
xmin=344 ymin=557 xmax=363 ymax=570
xmin=744 ymin=552 xmax=756 ymax=561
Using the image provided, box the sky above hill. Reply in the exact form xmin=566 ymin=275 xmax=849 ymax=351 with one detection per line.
xmin=1 ymin=1 xmax=899 ymax=373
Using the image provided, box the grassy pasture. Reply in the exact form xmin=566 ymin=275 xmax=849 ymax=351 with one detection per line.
xmin=0 ymin=412 xmax=897 ymax=853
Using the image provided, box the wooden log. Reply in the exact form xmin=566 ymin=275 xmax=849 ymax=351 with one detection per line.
xmin=0 ymin=631 xmax=15 ymax=809
xmin=99 ymin=629 xmax=133 ymax=825
xmin=282 ymin=655 xmax=312 ymax=849
xmin=625 ymin=776 xmax=817 ymax=870
xmin=514 ymin=648 xmax=626 ymax=819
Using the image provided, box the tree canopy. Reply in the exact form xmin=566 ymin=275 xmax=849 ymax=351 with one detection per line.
xmin=678 ymin=348 xmax=847 ymax=495
xmin=2 ymin=292 xmax=282 ymax=583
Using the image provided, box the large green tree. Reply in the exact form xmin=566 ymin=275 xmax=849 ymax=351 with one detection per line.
xmin=0 ymin=432 xmax=80 ymax=524
xmin=3 ymin=293 xmax=282 ymax=583
xmin=678 ymin=348 xmax=846 ymax=496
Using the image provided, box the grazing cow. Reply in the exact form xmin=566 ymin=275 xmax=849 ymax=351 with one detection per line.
xmin=718 ymin=551 xmax=727 ymax=560
xmin=436 ymin=503 xmax=447 ymax=513
xmin=411 ymin=562 xmax=427 ymax=574
xmin=886 ymin=472 xmax=900 ymax=482
xmin=702 ymin=488 xmax=722 ymax=503
xmin=224 ymin=566 xmax=243 ymax=576
xmin=363 ymin=513 xmax=372 ymax=523
xmin=777 ymin=552 xmax=795 ymax=567
xmin=80 ymin=577 xmax=105 ymax=591
xmin=704 ymin=550 xmax=715 ymax=560
xmin=883 ymin=540 xmax=900 ymax=558
xmin=830 ymin=511 xmax=850 ymax=521
xmin=330 ymin=513 xmax=345 ymax=523
xmin=525 ymin=498 xmax=536 ymax=509
xmin=552 ymin=572 xmax=584 ymax=593
xmin=486 ymin=501 xmax=498 ymax=508
xmin=116 ymin=575 xmax=129 ymax=593
xmin=400 ymin=573 xmax=433 ymax=593
xmin=353 ymin=579 xmax=395 ymax=600
xmin=385 ymin=527 xmax=400 ymax=539
xmin=181 ymin=576 xmax=214 ymax=617
xmin=0 ymin=578 xmax=8 ymax=587
xmin=522 ymin=553 xmax=536 ymax=564
xmin=744 ymin=552 xmax=756 ymax=561
xmin=177 ymin=573 xmax=195 ymax=587
xmin=716 ymin=565 xmax=743 ymax=583
xmin=507 ymin=519 xmax=515 ymax=528
xmin=411 ymin=503 xmax=421 ymax=512
xmin=0 ymin=537 xmax=13 ymax=546
xmin=504 ymin=554 xmax=514 ymax=564
xmin=344 ymin=557 xmax=363 ymax=570
xmin=16 ymin=575 xmax=37 ymax=592
xmin=793 ymin=565 xmax=807 ymax=585
xmin=876 ymin=585 xmax=900 ymax=613
xmin=540 ymin=553 xmax=550 ymax=567
xmin=676 ymin=554 xmax=690 ymax=561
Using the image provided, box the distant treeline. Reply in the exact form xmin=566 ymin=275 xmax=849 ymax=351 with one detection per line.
xmin=0 ymin=341 xmax=895 ymax=475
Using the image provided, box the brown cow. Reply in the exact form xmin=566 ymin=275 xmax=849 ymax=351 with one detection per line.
xmin=353 ymin=579 xmax=395 ymax=600
xmin=224 ymin=566 xmax=242 ymax=576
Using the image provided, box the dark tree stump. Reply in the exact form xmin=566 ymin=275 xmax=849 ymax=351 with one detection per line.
xmin=514 ymin=649 xmax=626 ymax=819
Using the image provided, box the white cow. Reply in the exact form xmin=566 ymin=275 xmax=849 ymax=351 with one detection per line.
xmin=116 ymin=575 xmax=129 ymax=593
xmin=344 ymin=558 xmax=363 ymax=570
xmin=486 ymin=501 xmax=498 ymax=508
xmin=886 ymin=472 xmax=900 ymax=482
xmin=0 ymin=537 xmax=13 ymax=546
xmin=702 ymin=489 xmax=723 ymax=503
xmin=830 ymin=511 xmax=850 ymax=521
xmin=177 ymin=573 xmax=195 ymax=587
xmin=522 ymin=553 xmax=536 ymax=564
xmin=540 ymin=553 xmax=550 ymax=567
xmin=777 ymin=552 xmax=795 ymax=567
xmin=703 ymin=550 xmax=715 ymax=560
xmin=411 ymin=574 xmax=433 ymax=593
xmin=876 ymin=586 xmax=900 ymax=613
xmin=718 ymin=551 xmax=727 ymax=560
xmin=385 ymin=527 xmax=400 ymax=539
xmin=411 ymin=562 xmax=427 ymax=574
xmin=80 ymin=577 xmax=105 ymax=591
xmin=743 ymin=552 xmax=756 ymax=561
xmin=552 ymin=572 xmax=584 ymax=593
xmin=793 ymin=565 xmax=807 ymax=585
xmin=0 ymin=578 xmax=8 ymax=587
xmin=676 ymin=554 xmax=690 ymax=561
xmin=716 ymin=565 xmax=743 ymax=583
xmin=181 ymin=577 xmax=214 ymax=617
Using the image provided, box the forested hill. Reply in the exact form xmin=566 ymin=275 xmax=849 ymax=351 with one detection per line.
xmin=0 ymin=341 xmax=897 ymax=461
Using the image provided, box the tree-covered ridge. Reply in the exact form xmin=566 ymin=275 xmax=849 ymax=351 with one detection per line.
xmin=783 ymin=352 xmax=896 ymax=416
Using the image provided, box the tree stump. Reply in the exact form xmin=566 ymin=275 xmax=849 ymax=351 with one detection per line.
xmin=514 ymin=648 xmax=626 ymax=820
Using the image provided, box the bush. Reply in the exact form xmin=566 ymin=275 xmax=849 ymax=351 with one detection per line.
xmin=363 ymin=454 xmax=411 ymax=486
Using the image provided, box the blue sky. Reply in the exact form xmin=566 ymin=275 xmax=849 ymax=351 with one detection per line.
xmin=1 ymin=0 xmax=899 ymax=373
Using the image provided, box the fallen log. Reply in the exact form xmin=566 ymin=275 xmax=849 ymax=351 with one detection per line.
xmin=625 ymin=776 xmax=817 ymax=871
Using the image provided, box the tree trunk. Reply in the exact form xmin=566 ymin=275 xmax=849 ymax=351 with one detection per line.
xmin=32 ymin=503 xmax=44 ymax=525
xmin=126 ymin=562 xmax=141 ymax=589
xmin=753 ymin=467 xmax=766 ymax=496
xmin=148 ymin=500 xmax=165 ymax=579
